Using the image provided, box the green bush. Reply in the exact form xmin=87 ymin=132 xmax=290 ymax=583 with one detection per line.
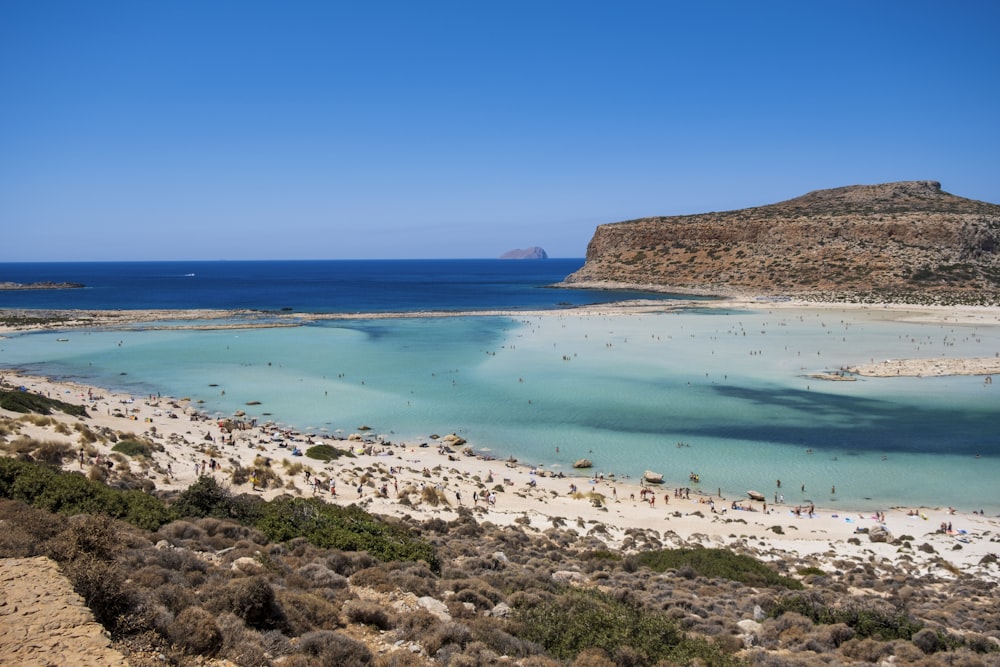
xmin=305 ymin=444 xmax=348 ymax=462
xmin=0 ymin=389 xmax=88 ymax=417
xmin=512 ymin=588 xmax=740 ymax=665
xmin=112 ymin=439 xmax=153 ymax=458
xmin=636 ymin=547 xmax=804 ymax=589
xmin=255 ymin=497 xmax=439 ymax=571
xmin=0 ymin=457 xmax=169 ymax=530
xmin=169 ymin=475 xmax=265 ymax=525
xmin=769 ymin=593 xmax=922 ymax=640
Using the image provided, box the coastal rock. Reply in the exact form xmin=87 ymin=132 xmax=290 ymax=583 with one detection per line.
xmin=490 ymin=602 xmax=512 ymax=618
xmin=231 ymin=556 xmax=264 ymax=574
xmin=573 ymin=458 xmax=593 ymax=469
xmin=869 ymin=525 xmax=894 ymax=543
xmin=499 ymin=246 xmax=548 ymax=260
xmin=562 ymin=181 xmax=1000 ymax=303
xmin=417 ymin=596 xmax=451 ymax=621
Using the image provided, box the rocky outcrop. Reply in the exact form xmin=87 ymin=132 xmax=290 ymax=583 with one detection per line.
xmin=562 ymin=181 xmax=1000 ymax=303
xmin=0 ymin=557 xmax=129 ymax=666
xmin=500 ymin=247 xmax=548 ymax=259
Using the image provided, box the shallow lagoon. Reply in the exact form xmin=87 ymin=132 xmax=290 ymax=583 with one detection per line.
xmin=2 ymin=305 xmax=998 ymax=513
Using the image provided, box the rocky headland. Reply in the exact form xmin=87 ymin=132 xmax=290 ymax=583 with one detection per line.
xmin=561 ymin=181 xmax=1000 ymax=305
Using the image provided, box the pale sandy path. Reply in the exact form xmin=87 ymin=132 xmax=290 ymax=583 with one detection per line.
xmin=0 ymin=557 xmax=128 ymax=667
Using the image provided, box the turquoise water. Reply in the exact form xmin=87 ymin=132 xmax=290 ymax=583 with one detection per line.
xmin=2 ymin=306 xmax=998 ymax=513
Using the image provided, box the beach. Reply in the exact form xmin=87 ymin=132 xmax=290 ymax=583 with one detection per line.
xmin=3 ymin=298 xmax=999 ymax=584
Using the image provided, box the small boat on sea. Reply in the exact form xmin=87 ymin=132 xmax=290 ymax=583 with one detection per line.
xmin=643 ymin=470 xmax=664 ymax=484
xmin=747 ymin=490 xmax=766 ymax=502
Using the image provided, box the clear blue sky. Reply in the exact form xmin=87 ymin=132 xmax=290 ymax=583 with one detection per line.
xmin=2 ymin=1 xmax=998 ymax=261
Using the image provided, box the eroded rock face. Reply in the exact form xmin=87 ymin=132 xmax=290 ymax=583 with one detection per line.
xmin=563 ymin=181 xmax=1000 ymax=302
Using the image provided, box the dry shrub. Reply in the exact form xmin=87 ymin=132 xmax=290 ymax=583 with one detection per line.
xmin=449 ymin=579 xmax=503 ymax=607
xmin=155 ymin=519 xmax=206 ymax=544
xmin=515 ymin=658 xmax=564 ymax=667
xmin=195 ymin=516 xmax=267 ymax=546
xmin=423 ymin=621 xmax=473 ymax=656
xmin=276 ymin=589 xmax=343 ymax=635
xmin=0 ymin=499 xmax=67 ymax=557
xmin=74 ymin=423 xmax=99 ymax=443
xmin=45 ymin=513 xmax=123 ymax=562
xmin=327 ymin=550 xmax=376 ymax=576
xmin=151 ymin=582 xmax=197 ymax=617
xmin=18 ymin=414 xmax=54 ymax=427
xmin=87 ymin=464 xmax=108 ymax=483
xmin=32 ymin=439 xmax=73 ymax=464
xmin=840 ymin=637 xmax=893 ymax=663
xmin=397 ymin=608 xmax=442 ymax=643
xmin=297 ymin=630 xmax=374 ymax=666
xmin=215 ymin=612 xmax=272 ymax=667
xmin=343 ymin=599 xmax=394 ymax=630
xmin=130 ymin=564 xmax=176 ymax=590
xmin=61 ymin=555 xmax=152 ymax=636
xmin=293 ymin=561 xmax=350 ymax=590
xmin=169 ymin=606 xmax=222 ymax=655
xmin=912 ymin=628 xmax=944 ymax=654
xmin=350 ymin=565 xmax=397 ymax=592
xmin=420 ymin=485 xmax=450 ymax=507
xmin=375 ymin=651 xmax=432 ymax=667
xmin=892 ymin=639 xmax=930 ymax=663
xmin=570 ymin=647 xmax=617 ymax=667
xmin=206 ymin=575 xmax=289 ymax=633
xmin=466 ymin=618 xmax=542 ymax=659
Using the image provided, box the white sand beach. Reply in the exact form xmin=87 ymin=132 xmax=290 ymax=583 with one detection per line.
xmin=4 ymin=361 xmax=998 ymax=584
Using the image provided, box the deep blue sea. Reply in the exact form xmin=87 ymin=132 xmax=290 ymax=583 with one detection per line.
xmin=2 ymin=260 xmax=998 ymax=513
xmin=0 ymin=259 xmax=663 ymax=312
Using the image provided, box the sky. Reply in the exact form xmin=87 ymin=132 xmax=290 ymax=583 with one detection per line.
xmin=2 ymin=1 xmax=999 ymax=261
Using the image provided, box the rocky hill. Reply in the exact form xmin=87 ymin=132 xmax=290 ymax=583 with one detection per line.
xmin=562 ymin=181 xmax=1000 ymax=304
xmin=499 ymin=246 xmax=548 ymax=259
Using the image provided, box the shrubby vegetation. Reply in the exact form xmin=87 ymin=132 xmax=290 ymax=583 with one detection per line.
xmin=768 ymin=593 xmax=923 ymax=640
xmin=513 ymin=587 xmax=742 ymax=665
xmin=304 ymin=443 xmax=351 ymax=462
xmin=0 ymin=388 xmax=89 ymax=417
xmin=0 ymin=457 xmax=169 ymax=530
xmin=1 ymin=453 xmax=997 ymax=665
xmin=637 ymin=547 xmax=804 ymax=589
xmin=0 ymin=458 xmax=437 ymax=570
xmin=111 ymin=438 xmax=154 ymax=458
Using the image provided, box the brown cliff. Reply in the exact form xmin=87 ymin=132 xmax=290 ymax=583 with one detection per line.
xmin=562 ymin=181 xmax=1000 ymax=303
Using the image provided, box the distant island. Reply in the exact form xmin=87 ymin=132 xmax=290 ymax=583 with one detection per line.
xmin=561 ymin=180 xmax=1000 ymax=305
xmin=0 ymin=281 xmax=85 ymax=291
xmin=499 ymin=246 xmax=548 ymax=259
